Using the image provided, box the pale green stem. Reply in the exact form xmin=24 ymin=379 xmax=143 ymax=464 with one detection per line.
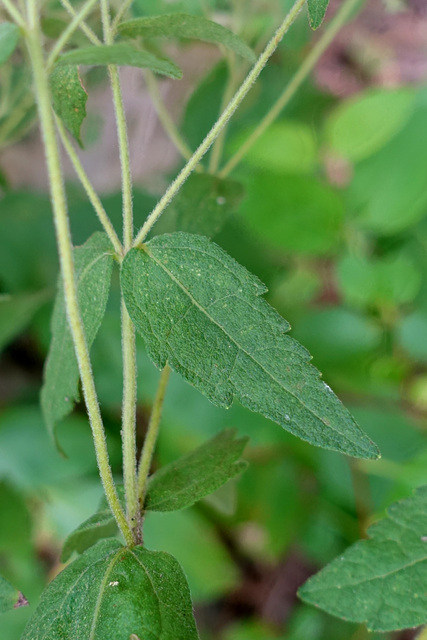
xmin=219 ymin=0 xmax=363 ymax=178
xmin=25 ymin=0 xmax=133 ymax=546
xmin=144 ymin=69 xmax=193 ymax=162
xmin=1 ymin=0 xmax=27 ymax=28
xmin=133 ymin=0 xmax=306 ymax=246
xmin=55 ymin=116 xmax=123 ymax=255
xmin=60 ymin=0 xmax=102 ymax=45
xmin=417 ymin=626 xmax=427 ymax=640
xmin=138 ymin=365 xmax=171 ymax=501
xmin=111 ymin=0 xmax=133 ymax=32
xmin=47 ymin=0 xmax=99 ymax=68
xmin=101 ymin=0 xmax=139 ymax=538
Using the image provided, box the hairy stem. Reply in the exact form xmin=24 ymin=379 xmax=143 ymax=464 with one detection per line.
xmin=111 ymin=0 xmax=134 ymax=32
xmin=55 ymin=117 xmax=123 ymax=255
xmin=25 ymin=0 xmax=132 ymax=546
xmin=138 ymin=365 xmax=171 ymax=502
xmin=1 ymin=0 xmax=27 ymax=28
xmin=219 ymin=0 xmax=363 ymax=177
xmin=47 ymin=0 xmax=99 ymax=68
xmin=60 ymin=0 xmax=102 ymax=45
xmin=133 ymin=0 xmax=306 ymax=246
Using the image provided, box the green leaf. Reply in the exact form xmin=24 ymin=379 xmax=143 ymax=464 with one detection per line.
xmin=57 ymin=43 xmax=182 ymax=78
xmin=118 ymin=13 xmax=256 ymax=63
xmin=0 ymin=291 xmax=47 ymax=354
xmin=41 ymin=233 xmax=114 ymax=444
xmin=0 ymin=22 xmax=20 ymax=65
xmin=299 ymin=485 xmax=427 ymax=632
xmin=61 ymin=510 xmax=118 ymax=562
xmin=168 ymin=173 xmax=245 ymax=237
xmin=325 ymin=88 xmax=415 ymax=162
xmin=23 ymin=540 xmax=199 ymax=639
xmin=145 ymin=428 xmax=248 ymax=512
xmin=307 ymin=0 xmax=330 ymax=29
xmin=121 ymin=232 xmax=379 ymax=459
xmin=0 ymin=575 xmax=28 ymax=615
xmin=50 ymin=66 xmax=88 ymax=147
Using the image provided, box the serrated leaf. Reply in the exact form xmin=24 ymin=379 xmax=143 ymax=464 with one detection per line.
xmin=0 ymin=22 xmax=20 ymax=65
xmin=23 ymin=539 xmax=199 ymax=639
xmin=118 ymin=13 xmax=256 ymax=63
xmin=0 ymin=290 xmax=47 ymax=354
xmin=307 ymin=0 xmax=330 ymax=29
xmin=168 ymin=173 xmax=245 ymax=237
xmin=57 ymin=43 xmax=182 ymax=79
xmin=61 ymin=510 xmax=118 ymax=562
xmin=145 ymin=428 xmax=248 ymax=512
xmin=121 ymin=232 xmax=379 ymax=459
xmin=299 ymin=485 xmax=427 ymax=632
xmin=41 ymin=232 xmax=114 ymax=444
xmin=0 ymin=575 xmax=28 ymax=615
xmin=50 ymin=66 xmax=88 ymax=147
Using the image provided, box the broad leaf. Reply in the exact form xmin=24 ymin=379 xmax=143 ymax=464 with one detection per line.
xmin=307 ymin=0 xmax=330 ymax=30
xmin=41 ymin=233 xmax=114 ymax=443
xmin=168 ymin=173 xmax=245 ymax=237
xmin=299 ymin=485 xmax=427 ymax=632
xmin=145 ymin=428 xmax=248 ymax=512
xmin=0 ymin=22 xmax=19 ymax=65
xmin=23 ymin=539 xmax=199 ymax=639
xmin=57 ymin=43 xmax=182 ymax=79
xmin=50 ymin=66 xmax=88 ymax=147
xmin=0 ymin=575 xmax=28 ymax=615
xmin=61 ymin=510 xmax=118 ymax=562
xmin=121 ymin=232 xmax=379 ymax=459
xmin=0 ymin=290 xmax=47 ymax=354
xmin=118 ymin=14 xmax=256 ymax=63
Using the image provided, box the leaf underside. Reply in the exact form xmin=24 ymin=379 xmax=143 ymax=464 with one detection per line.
xmin=307 ymin=0 xmax=330 ymax=29
xmin=121 ymin=232 xmax=379 ymax=460
xmin=41 ymin=232 xmax=114 ymax=445
xmin=145 ymin=428 xmax=248 ymax=512
xmin=57 ymin=43 xmax=182 ymax=79
xmin=61 ymin=510 xmax=118 ymax=562
xmin=23 ymin=540 xmax=199 ymax=640
xmin=0 ymin=575 xmax=28 ymax=615
xmin=299 ymin=484 xmax=427 ymax=632
xmin=118 ymin=13 xmax=256 ymax=63
xmin=0 ymin=22 xmax=20 ymax=65
xmin=50 ymin=66 xmax=88 ymax=147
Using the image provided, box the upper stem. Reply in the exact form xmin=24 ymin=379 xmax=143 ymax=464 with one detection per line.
xmin=47 ymin=0 xmax=99 ymax=68
xmin=133 ymin=0 xmax=306 ymax=246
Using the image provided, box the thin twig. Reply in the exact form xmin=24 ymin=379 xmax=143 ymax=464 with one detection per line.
xmin=47 ymin=0 xmax=99 ymax=68
xmin=60 ymin=0 xmax=102 ymax=45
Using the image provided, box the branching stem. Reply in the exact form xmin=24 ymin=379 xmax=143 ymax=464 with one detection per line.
xmin=60 ymin=0 xmax=102 ymax=45
xmin=1 ymin=0 xmax=27 ymax=28
xmin=47 ymin=0 xmax=99 ymax=68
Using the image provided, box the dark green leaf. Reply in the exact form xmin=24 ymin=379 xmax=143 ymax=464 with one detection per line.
xmin=23 ymin=539 xmax=199 ymax=639
xmin=41 ymin=232 xmax=114 ymax=444
xmin=0 ymin=575 xmax=28 ymax=615
xmin=50 ymin=66 xmax=88 ymax=147
xmin=299 ymin=485 xmax=427 ymax=631
xmin=121 ymin=232 xmax=379 ymax=459
xmin=118 ymin=13 xmax=256 ymax=62
xmin=145 ymin=428 xmax=248 ymax=512
xmin=307 ymin=0 xmax=330 ymax=29
xmin=61 ymin=510 xmax=118 ymax=562
xmin=0 ymin=22 xmax=20 ymax=65
xmin=168 ymin=173 xmax=245 ymax=237
xmin=57 ymin=43 xmax=182 ymax=78
xmin=0 ymin=291 xmax=47 ymax=354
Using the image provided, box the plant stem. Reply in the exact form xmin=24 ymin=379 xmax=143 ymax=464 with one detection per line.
xmin=138 ymin=365 xmax=171 ymax=501
xmin=25 ymin=0 xmax=133 ymax=547
xmin=417 ymin=626 xmax=427 ymax=640
xmin=219 ymin=0 xmax=363 ymax=178
xmin=55 ymin=117 xmax=123 ymax=255
xmin=1 ymin=0 xmax=27 ymax=28
xmin=60 ymin=0 xmax=102 ymax=45
xmin=47 ymin=0 xmax=99 ymax=68
xmin=133 ymin=0 xmax=306 ymax=246
xmin=111 ymin=0 xmax=134 ymax=32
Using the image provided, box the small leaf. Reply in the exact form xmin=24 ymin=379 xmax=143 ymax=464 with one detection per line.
xmin=57 ymin=43 xmax=182 ymax=79
xmin=0 ymin=22 xmax=20 ymax=65
xmin=168 ymin=173 xmax=245 ymax=237
xmin=299 ymin=485 xmax=427 ymax=632
xmin=0 ymin=290 xmax=47 ymax=354
xmin=121 ymin=232 xmax=379 ymax=459
xmin=50 ymin=66 xmax=88 ymax=147
xmin=61 ymin=510 xmax=118 ymax=562
xmin=118 ymin=14 xmax=256 ymax=63
xmin=41 ymin=232 xmax=114 ymax=445
xmin=145 ymin=428 xmax=248 ymax=512
xmin=0 ymin=575 xmax=28 ymax=615
xmin=307 ymin=0 xmax=330 ymax=30
xmin=23 ymin=540 xmax=199 ymax=639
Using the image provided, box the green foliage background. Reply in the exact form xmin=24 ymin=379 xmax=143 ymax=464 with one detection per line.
xmin=1 ymin=0 xmax=427 ymax=638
